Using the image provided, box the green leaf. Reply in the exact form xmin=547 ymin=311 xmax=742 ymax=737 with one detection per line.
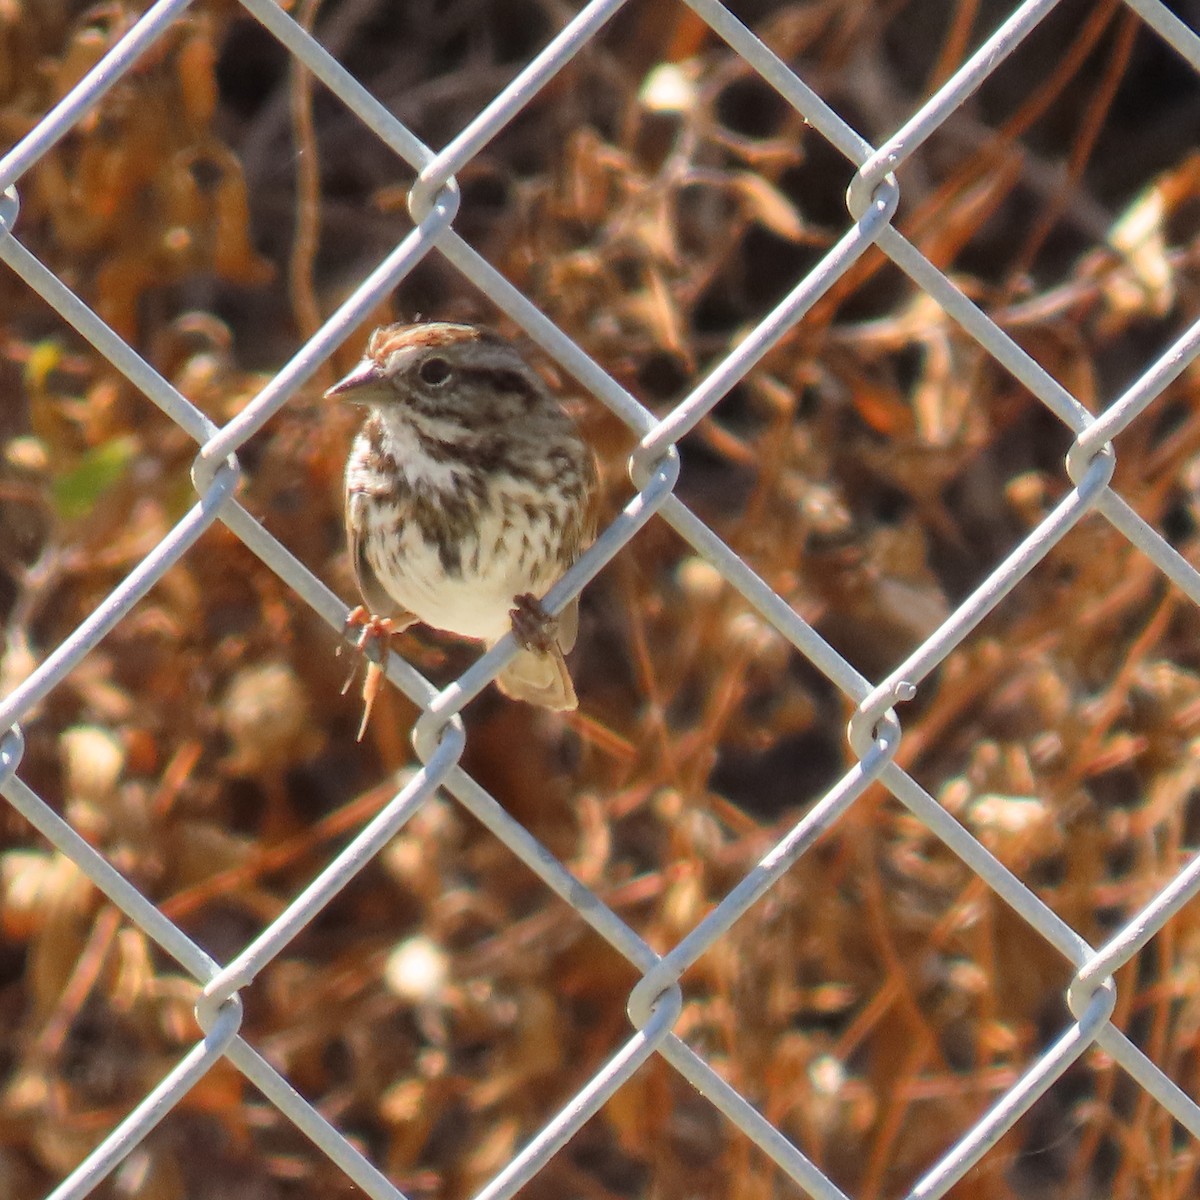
xmin=51 ymin=435 xmax=139 ymax=521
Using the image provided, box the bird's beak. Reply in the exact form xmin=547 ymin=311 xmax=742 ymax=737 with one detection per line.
xmin=325 ymin=359 xmax=388 ymax=405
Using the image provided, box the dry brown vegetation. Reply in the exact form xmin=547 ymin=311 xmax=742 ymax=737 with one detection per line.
xmin=3 ymin=1 xmax=1200 ymax=1197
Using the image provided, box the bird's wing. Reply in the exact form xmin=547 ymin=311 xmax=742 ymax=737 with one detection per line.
xmin=347 ymin=494 xmax=411 ymax=620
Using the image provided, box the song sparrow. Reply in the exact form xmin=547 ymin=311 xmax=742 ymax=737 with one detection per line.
xmin=328 ymin=322 xmax=597 ymax=731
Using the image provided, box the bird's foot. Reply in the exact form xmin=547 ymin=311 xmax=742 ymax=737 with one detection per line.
xmin=510 ymin=593 xmax=559 ymax=654
xmin=340 ymin=606 xmax=400 ymax=741
xmin=340 ymin=606 xmax=398 ymax=680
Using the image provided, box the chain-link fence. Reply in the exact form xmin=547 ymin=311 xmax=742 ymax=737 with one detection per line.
xmin=3 ymin=0 xmax=1200 ymax=1197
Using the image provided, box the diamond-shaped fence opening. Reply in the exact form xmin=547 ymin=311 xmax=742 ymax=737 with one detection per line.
xmin=4 ymin=0 xmax=1200 ymax=1197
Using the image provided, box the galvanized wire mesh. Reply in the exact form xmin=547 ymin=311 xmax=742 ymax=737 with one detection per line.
xmin=3 ymin=1 xmax=1200 ymax=1197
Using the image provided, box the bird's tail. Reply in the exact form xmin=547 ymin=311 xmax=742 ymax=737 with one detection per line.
xmin=495 ymin=644 xmax=577 ymax=711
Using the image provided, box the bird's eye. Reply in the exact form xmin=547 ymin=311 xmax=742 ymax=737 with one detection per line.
xmin=418 ymin=357 xmax=452 ymax=386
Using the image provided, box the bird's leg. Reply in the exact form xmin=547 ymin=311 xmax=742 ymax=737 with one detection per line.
xmin=509 ymin=593 xmax=559 ymax=653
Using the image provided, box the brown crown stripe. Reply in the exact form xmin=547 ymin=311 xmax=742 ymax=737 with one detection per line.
xmin=370 ymin=323 xmax=486 ymax=356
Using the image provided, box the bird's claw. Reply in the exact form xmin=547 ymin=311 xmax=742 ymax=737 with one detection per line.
xmin=510 ymin=593 xmax=559 ymax=654
xmin=341 ymin=606 xmax=397 ymax=740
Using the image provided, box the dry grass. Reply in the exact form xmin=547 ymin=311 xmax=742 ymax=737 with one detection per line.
xmin=3 ymin=1 xmax=1200 ymax=1197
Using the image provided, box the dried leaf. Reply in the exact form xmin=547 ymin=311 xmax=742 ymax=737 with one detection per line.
xmin=732 ymin=172 xmax=807 ymax=241
xmin=1107 ymin=178 xmax=1174 ymax=317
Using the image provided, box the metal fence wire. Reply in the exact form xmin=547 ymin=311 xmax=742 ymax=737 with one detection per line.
xmin=4 ymin=0 xmax=1200 ymax=1197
